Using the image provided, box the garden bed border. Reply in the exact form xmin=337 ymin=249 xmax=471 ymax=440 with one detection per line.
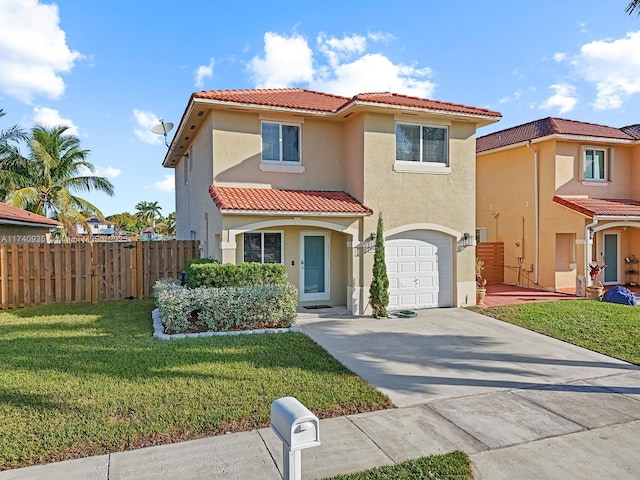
xmin=151 ymin=308 xmax=300 ymax=340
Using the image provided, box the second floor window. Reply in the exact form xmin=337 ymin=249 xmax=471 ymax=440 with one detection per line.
xmin=396 ymin=123 xmax=448 ymax=165
xmin=262 ymin=122 xmax=301 ymax=164
xmin=583 ymin=148 xmax=607 ymax=181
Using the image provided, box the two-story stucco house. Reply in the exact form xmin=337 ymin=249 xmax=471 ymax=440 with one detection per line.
xmin=164 ymin=88 xmax=501 ymax=314
xmin=476 ymin=117 xmax=640 ymax=294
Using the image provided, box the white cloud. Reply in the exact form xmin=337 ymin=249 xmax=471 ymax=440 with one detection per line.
xmin=313 ymin=53 xmax=435 ymax=98
xmin=94 ymin=166 xmax=121 ymax=178
xmin=153 ymin=174 xmax=174 ymax=192
xmin=553 ymin=52 xmax=567 ymax=62
xmin=247 ymin=31 xmax=435 ymax=98
xmin=133 ymin=109 xmax=162 ymax=144
xmin=194 ymin=58 xmax=215 ymax=88
xmin=248 ymin=32 xmax=314 ymax=87
xmin=572 ymin=31 xmax=640 ymax=110
xmin=317 ymin=33 xmax=367 ymax=68
xmin=0 ymin=0 xmax=82 ymax=103
xmin=78 ymin=165 xmax=120 ymax=178
xmin=32 ymin=107 xmax=79 ymax=136
xmin=540 ymin=83 xmax=578 ymax=114
xmin=498 ymin=89 xmax=523 ymax=104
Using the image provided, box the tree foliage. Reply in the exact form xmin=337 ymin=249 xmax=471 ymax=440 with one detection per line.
xmin=626 ymin=0 xmax=640 ymax=15
xmin=369 ymin=213 xmax=389 ymax=318
xmin=3 ymin=125 xmax=114 ymax=234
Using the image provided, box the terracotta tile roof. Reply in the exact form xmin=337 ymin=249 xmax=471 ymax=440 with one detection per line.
xmin=553 ymin=196 xmax=640 ymax=218
xmin=209 ymin=186 xmax=373 ymax=215
xmin=0 ymin=202 xmax=62 ymax=227
xmin=353 ymin=92 xmax=502 ymax=118
xmin=621 ymin=124 xmax=640 ymax=140
xmin=478 ymin=117 xmax=635 ymax=153
xmin=193 ymin=89 xmax=349 ymax=113
xmin=192 ymin=88 xmax=501 ymax=118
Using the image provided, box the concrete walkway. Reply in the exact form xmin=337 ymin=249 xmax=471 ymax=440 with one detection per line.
xmin=3 ymin=308 xmax=640 ymax=479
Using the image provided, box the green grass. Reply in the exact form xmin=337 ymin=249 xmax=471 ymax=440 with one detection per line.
xmin=322 ymin=451 xmax=473 ymax=479
xmin=469 ymin=300 xmax=640 ymax=365
xmin=0 ymin=300 xmax=392 ymax=470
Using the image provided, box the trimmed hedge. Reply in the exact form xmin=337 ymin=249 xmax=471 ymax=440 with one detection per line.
xmin=153 ymin=279 xmax=298 ymax=333
xmin=185 ymin=262 xmax=287 ymax=288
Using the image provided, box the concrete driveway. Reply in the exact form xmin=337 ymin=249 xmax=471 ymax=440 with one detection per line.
xmin=296 ymin=307 xmax=637 ymax=407
xmin=297 ymin=307 xmax=640 ymax=479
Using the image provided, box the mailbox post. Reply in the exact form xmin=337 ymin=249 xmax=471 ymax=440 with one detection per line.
xmin=271 ymin=396 xmax=321 ymax=480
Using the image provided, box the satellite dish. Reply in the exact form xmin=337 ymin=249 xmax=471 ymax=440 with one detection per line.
xmin=151 ymin=118 xmax=175 ymax=149
xmin=151 ymin=119 xmax=174 ymax=136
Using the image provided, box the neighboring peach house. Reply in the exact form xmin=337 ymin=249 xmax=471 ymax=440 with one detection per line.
xmin=476 ymin=117 xmax=640 ymax=294
xmin=0 ymin=202 xmax=62 ymax=240
xmin=74 ymin=216 xmax=116 ymax=236
xmin=164 ymin=88 xmax=501 ymax=313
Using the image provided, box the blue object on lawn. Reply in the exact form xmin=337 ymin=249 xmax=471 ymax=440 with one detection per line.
xmin=603 ymin=285 xmax=637 ymax=306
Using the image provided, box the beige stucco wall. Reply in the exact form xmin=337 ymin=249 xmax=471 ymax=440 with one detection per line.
xmin=173 ymin=102 xmax=487 ymax=311
xmin=211 ymin=110 xmax=346 ymax=191
xmin=0 ymin=225 xmax=54 ymax=241
xmin=359 ymin=112 xmax=479 ymax=307
xmin=174 ymin=113 xmax=217 ymax=259
xmin=478 ymin=138 xmax=640 ymax=293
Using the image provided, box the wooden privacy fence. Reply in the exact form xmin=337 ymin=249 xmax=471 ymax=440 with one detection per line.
xmin=476 ymin=242 xmax=504 ymax=285
xmin=0 ymin=240 xmax=200 ymax=309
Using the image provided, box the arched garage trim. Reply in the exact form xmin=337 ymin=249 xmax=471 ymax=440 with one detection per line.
xmin=384 ymin=223 xmax=462 ymax=240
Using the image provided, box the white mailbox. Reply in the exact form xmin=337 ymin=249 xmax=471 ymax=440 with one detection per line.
xmin=271 ymin=396 xmax=320 ymax=451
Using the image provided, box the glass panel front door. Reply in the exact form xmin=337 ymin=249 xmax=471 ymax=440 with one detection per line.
xmin=604 ymin=233 xmax=618 ymax=283
xmin=300 ymin=232 xmax=329 ymax=301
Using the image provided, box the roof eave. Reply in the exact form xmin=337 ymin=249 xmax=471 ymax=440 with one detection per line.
xmin=218 ymin=209 xmax=372 ymax=217
xmin=0 ymin=218 xmax=62 ymax=228
xmin=478 ymin=133 xmax=634 ymax=156
xmin=339 ymin=100 xmax=501 ymax=125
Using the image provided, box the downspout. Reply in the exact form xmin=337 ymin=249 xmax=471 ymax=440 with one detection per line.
xmin=585 ymin=218 xmax=598 ymax=287
xmin=526 ymin=141 xmax=539 ymax=284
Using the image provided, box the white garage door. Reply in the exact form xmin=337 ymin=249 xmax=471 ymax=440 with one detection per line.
xmin=385 ymin=231 xmax=453 ymax=309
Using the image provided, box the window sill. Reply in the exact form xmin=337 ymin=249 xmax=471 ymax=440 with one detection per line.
xmin=259 ymin=163 xmax=305 ymax=173
xmin=393 ymin=162 xmax=451 ymax=175
xmin=581 ymin=180 xmax=609 ymax=186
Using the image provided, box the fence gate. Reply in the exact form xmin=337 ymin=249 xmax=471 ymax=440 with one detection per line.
xmin=0 ymin=240 xmax=200 ymax=309
xmin=476 ymin=242 xmax=504 ymax=285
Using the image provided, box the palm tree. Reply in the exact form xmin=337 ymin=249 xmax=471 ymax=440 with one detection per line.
xmin=0 ymin=109 xmax=29 ymax=200
xmin=627 ymin=1 xmax=640 ymax=15
xmin=5 ymin=125 xmax=114 ymax=233
xmin=135 ymin=200 xmax=162 ymax=228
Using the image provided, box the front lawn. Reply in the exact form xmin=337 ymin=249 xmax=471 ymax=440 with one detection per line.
xmin=0 ymin=300 xmax=392 ymax=470
xmin=469 ymin=300 xmax=640 ymax=365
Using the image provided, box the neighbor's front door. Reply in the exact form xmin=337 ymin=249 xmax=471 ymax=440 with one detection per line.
xmin=300 ymin=232 xmax=330 ymax=302
xmin=603 ymin=232 xmax=619 ymax=284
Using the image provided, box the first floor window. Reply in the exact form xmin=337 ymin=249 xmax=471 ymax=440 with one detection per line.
xmin=262 ymin=122 xmax=301 ymax=163
xmin=243 ymin=232 xmax=282 ymax=263
xmin=584 ymin=148 xmax=606 ymax=180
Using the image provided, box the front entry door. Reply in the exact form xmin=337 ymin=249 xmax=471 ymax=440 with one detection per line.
xmin=300 ymin=232 xmax=330 ymax=301
xmin=603 ymin=233 xmax=619 ymax=284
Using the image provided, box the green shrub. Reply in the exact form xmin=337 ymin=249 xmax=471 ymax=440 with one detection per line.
xmin=154 ymin=279 xmax=298 ymax=333
xmin=185 ymin=262 xmax=287 ymax=288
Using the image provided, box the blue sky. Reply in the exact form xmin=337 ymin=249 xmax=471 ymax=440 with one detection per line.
xmin=1 ymin=0 xmax=639 ymax=217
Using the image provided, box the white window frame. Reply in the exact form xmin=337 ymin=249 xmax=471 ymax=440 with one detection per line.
xmin=394 ymin=122 xmax=450 ymax=174
xmin=261 ymin=121 xmax=302 ymax=165
xmin=242 ymin=230 xmax=284 ymax=264
xmin=582 ymin=146 xmax=608 ymax=182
